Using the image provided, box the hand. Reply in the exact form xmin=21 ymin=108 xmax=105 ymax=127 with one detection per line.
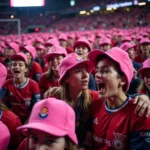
xmin=133 ymin=95 xmax=150 ymax=118
xmin=43 ymin=87 xmax=58 ymax=98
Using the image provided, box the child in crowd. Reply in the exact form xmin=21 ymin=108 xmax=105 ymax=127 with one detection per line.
xmin=39 ymin=45 xmax=67 ymax=98
xmin=17 ymin=98 xmax=78 ymax=150
xmin=1 ymin=53 xmax=40 ymax=123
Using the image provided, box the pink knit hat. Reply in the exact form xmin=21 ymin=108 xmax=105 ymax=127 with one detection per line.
xmin=120 ymin=42 xmax=136 ymax=52
xmin=20 ymin=45 xmax=37 ymax=60
xmin=73 ymin=38 xmax=92 ymax=52
xmin=5 ymin=42 xmax=20 ymax=53
xmin=0 ymin=121 xmax=10 ymax=150
xmin=10 ymin=52 xmax=28 ymax=63
xmin=45 ymin=45 xmax=67 ymax=62
xmin=0 ymin=63 xmax=7 ymax=89
xmin=88 ymin=47 xmax=133 ymax=91
xmin=58 ymin=53 xmax=94 ymax=85
xmin=138 ymin=58 xmax=150 ymax=79
xmin=17 ymin=98 xmax=78 ymax=144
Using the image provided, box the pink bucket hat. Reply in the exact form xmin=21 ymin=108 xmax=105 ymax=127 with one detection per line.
xmin=99 ymin=38 xmax=112 ymax=46
xmin=73 ymin=38 xmax=92 ymax=52
xmin=58 ymin=53 xmax=94 ymax=85
xmin=45 ymin=45 xmax=67 ymax=62
xmin=88 ymin=47 xmax=133 ymax=91
xmin=0 ymin=121 xmax=10 ymax=150
xmin=0 ymin=63 xmax=7 ymax=89
xmin=5 ymin=42 xmax=20 ymax=53
xmin=10 ymin=52 xmax=28 ymax=63
xmin=138 ymin=58 xmax=150 ymax=79
xmin=120 ymin=42 xmax=136 ymax=52
xmin=139 ymin=38 xmax=150 ymax=45
xmin=45 ymin=39 xmax=59 ymax=47
xmin=17 ymin=98 xmax=78 ymax=144
xmin=20 ymin=45 xmax=37 ymax=60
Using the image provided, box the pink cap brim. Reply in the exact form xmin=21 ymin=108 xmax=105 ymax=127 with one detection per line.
xmin=59 ymin=60 xmax=94 ymax=85
xmin=18 ymin=122 xmax=77 ymax=144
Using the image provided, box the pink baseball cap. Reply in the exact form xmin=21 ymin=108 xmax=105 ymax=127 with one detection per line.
xmin=73 ymin=38 xmax=92 ymax=52
xmin=45 ymin=45 xmax=67 ymax=62
xmin=44 ymin=39 xmax=59 ymax=47
xmin=5 ymin=42 xmax=20 ymax=53
xmin=0 ymin=121 xmax=10 ymax=150
xmin=10 ymin=52 xmax=28 ymax=63
xmin=20 ymin=45 xmax=37 ymax=60
xmin=99 ymin=38 xmax=112 ymax=46
xmin=0 ymin=63 xmax=7 ymax=89
xmin=59 ymin=34 xmax=68 ymax=41
xmin=17 ymin=98 xmax=78 ymax=144
xmin=88 ymin=47 xmax=133 ymax=91
xmin=139 ymin=38 xmax=150 ymax=45
xmin=120 ymin=42 xmax=136 ymax=52
xmin=58 ymin=53 xmax=94 ymax=85
xmin=138 ymin=58 xmax=150 ymax=79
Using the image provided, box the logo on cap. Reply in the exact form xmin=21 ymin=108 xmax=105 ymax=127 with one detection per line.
xmin=39 ymin=107 xmax=49 ymax=119
xmin=76 ymin=56 xmax=82 ymax=62
xmin=51 ymin=49 xmax=55 ymax=52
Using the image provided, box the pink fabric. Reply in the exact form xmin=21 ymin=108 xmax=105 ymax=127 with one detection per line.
xmin=17 ymin=98 xmax=78 ymax=144
xmin=58 ymin=53 xmax=94 ymax=84
xmin=138 ymin=58 xmax=150 ymax=79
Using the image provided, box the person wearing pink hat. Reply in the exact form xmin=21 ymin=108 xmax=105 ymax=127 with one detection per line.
xmin=1 ymin=53 xmax=40 ymax=124
xmin=134 ymin=38 xmax=150 ymax=63
xmin=99 ymin=37 xmax=112 ymax=51
xmin=0 ymin=121 xmax=10 ymax=150
xmin=88 ymin=47 xmax=150 ymax=150
xmin=73 ymin=38 xmax=97 ymax=91
xmin=3 ymin=42 xmax=20 ymax=79
xmin=39 ymin=45 xmax=67 ymax=98
xmin=35 ymin=45 xmax=46 ymax=70
xmin=20 ymin=45 xmax=43 ymax=82
xmin=138 ymin=58 xmax=150 ymax=98
xmin=17 ymin=98 xmax=77 ymax=150
xmin=44 ymin=53 xmax=99 ymax=148
xmin=59 ymin=34 xmax=68 ymax=49
xmin=0 ymin=63 xmax=22 ymax=149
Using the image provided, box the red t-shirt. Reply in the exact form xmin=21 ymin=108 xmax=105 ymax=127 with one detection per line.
xmin=38 ymin=73 xmax=59 ymax=98
xmin=3 ymin=78 xmax=40 ymax=123
xmin=28 ymin=61 xmax=43 ymax=82
xmin=0 ymin=109 xmax=22 ymax=148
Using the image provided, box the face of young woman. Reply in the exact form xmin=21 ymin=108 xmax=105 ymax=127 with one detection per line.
xmin=11 ymin=60 xmax=27 ymax=78
xmin=75 ymin=44 xmax=89 ymax=60
xmin=143 ymin=70 xmax=150 ymax=91
xmin=95 ymin=58 xmax=124 ymax=98
xmin=66 ymin=64 xmax=90 ymax=91
xmin=49 ymin=55 xmax=64 ymax=72
xmin=28 ymin=129 xmax=66 ymax=150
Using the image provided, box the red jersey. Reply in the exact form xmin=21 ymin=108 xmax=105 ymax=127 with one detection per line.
xmin=38 ymin=73 xmax=59 ymax=98
xmin=28 ymin=61 xmax=43 ymax=82
xmin=2 ymin=78 xmax=40 ymax=123
xmin=0 ymin=109 xmax=22 ymax=148
xmin=92 ymin=97 xmax=150 ymax=150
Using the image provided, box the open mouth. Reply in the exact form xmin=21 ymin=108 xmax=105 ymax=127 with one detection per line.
xmin=96 ymin=82 xmax=105 ymax=93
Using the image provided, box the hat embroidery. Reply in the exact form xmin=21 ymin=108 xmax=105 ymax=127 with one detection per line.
xmin=76 ymin=56 xmax=83 ymax=62
xmin=39 ymin=107 xmax=49 ymax=119
xmin=51 ymin=49 xmax=55 ymax=52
